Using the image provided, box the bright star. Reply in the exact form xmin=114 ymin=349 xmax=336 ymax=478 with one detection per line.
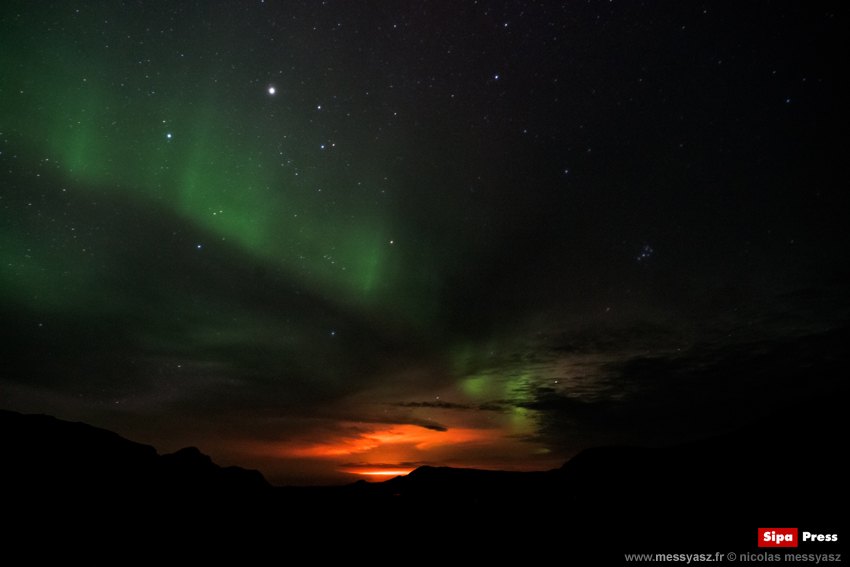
xmin=269 ymin=87 xmax=275 ymax=94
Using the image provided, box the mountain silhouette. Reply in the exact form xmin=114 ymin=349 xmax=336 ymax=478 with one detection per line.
xmin=1 ymin=392 xmax=844 ymax=552
xmin=0 ymin=410 xmax=270 ymax=504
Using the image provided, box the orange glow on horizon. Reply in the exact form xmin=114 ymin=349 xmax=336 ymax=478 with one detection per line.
xmin=279 ymin=423 xmax=499 ymax=458
xmin=345 ymin=469 xmax=414 ymax=477
xmin=228 ymin=418 xmax=566 ymax=484
xmin=242 ymin=422 xmax=505 ymax=462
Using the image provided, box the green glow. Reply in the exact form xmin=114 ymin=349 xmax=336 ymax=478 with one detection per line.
xmin=176 ymin=122 xmax=274 ymax=252
xmin=460 ymin=375 xmax=491 ymax=399
xmin=0 ymin=29 xmax=446 ymax=330
xmin=509 ymin=406 xmax=534 ymax=434
xmin=507 ymin=372 xmax=534 ymax=405
xmin=0 ymin=231 xmax=116 ymax=314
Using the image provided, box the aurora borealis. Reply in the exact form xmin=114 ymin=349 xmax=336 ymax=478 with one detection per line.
xmin=1 ymin=1 xmax=846 ymax=486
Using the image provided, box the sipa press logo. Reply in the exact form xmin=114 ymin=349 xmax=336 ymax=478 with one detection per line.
xmin=759 ymin=528 xmax=798 ymax=547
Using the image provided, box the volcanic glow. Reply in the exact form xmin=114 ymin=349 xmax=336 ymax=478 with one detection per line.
xmin=346 ymin=469 xmax=414 ymax=477
xmin=225 ymin=408 xmax=564 ymax=484
xmin=270 ymin=423 xmax=499 ymax=458
xmin=234 ymin=421 xmax=522 ymax=483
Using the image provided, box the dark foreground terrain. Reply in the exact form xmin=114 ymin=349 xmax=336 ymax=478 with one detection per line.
xmin=2 ymin=392 xmax=845 ymax=556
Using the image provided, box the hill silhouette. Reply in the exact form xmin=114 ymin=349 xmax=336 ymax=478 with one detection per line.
xmin=1 ymin=392 xmax=844 ymax=552
xmin=0 ymin=410 xmax=270 ymax=502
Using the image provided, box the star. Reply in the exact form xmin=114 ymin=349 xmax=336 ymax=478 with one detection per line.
xmin=269 ymin=87 xmax=275 ymax=94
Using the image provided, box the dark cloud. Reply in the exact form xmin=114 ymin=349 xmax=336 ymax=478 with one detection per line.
xmin=417 ymin=423 xmax=448 ymax=432
xmin=519 ymin=326 xmax=850 ymax=458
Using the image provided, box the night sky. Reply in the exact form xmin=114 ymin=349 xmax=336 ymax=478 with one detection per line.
xmin=1 ymin=1 xmax=846 ymax=486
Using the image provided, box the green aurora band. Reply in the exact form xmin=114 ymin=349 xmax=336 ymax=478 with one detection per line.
xmin=1 ymin=24 xmax=439 ymax=329
xmin=0 ymin=8 xmax=542 ymax=431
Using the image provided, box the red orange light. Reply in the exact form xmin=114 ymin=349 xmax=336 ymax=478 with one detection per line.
xmin=274 ymin=423 xmax=497 ymax=458
xmin=343 ymin=469 xmax=414 ymax=477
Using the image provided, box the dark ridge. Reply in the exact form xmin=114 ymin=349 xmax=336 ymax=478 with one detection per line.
xmin=0 ymin=410 xmax=271 ymax=502
xmin=1 ymin=391 xmax=845 ymax=551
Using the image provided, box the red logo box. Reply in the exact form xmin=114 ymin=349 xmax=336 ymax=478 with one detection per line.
xmin=759 ymin=528 xmax=798 ymax=547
